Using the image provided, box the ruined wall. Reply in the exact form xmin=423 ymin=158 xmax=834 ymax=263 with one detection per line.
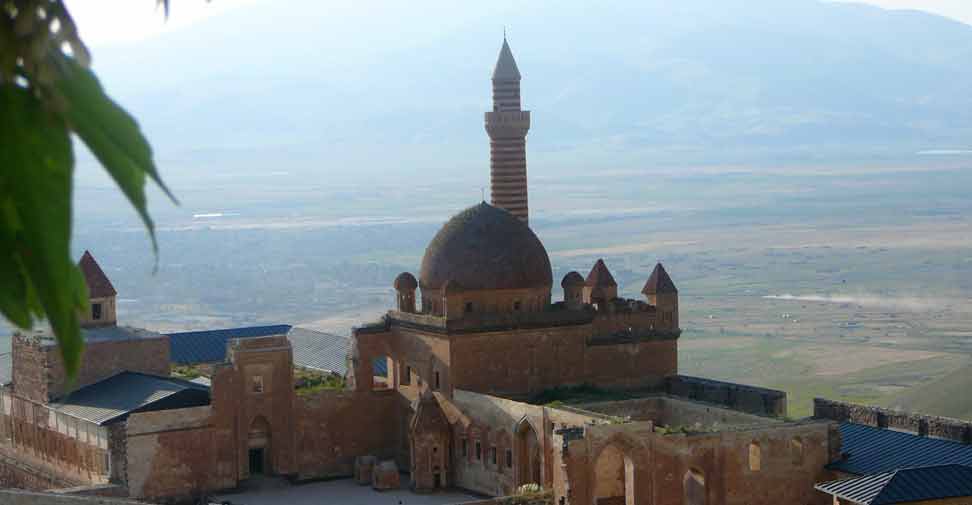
xmin=0 ymin=392 xmax=109 ymax=487
xmin=667 ymin=376 xmax=787 ymax=417
xmin=294 ymin=389 xmax=400 ymax=480
xmin=11 ymin=332 xmax=170 ymax=404
xmin=577 ymin=396 xmax=777 ymax=430
xmin=814 ymin=398 xmax=972 ymax=443
xmin=556 ymin=420 xmax=836 ymax=505
xmin=47 ymin=337 xmax=170 ymax=402
xmin=451 ymin=390 xmax=550 ymax=497
xmin=11 ymin=335 xmax=50 ymax=403
xmin=124 ymin=406 xmax=236 ymax=502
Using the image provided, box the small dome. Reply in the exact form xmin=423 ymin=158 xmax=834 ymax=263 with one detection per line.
xmin=561 ymin=271 xmax=585 ymax=288
xmin=420 ymin=203 xmax=552 ymax=291
xmin=394 ymin=272 xmax=418 ymax=291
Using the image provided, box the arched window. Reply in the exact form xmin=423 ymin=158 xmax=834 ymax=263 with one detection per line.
xmin=748 ymin=442 xmax=761 ymax=472
xmin=684 ymin=468 xmax=706 ymax=505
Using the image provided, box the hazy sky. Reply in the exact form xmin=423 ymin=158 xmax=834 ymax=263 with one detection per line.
xmin=69 ymin=0 xmax=972 ymax=48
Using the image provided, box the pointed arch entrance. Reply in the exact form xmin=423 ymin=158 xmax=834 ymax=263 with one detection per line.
xmin=515 ymin=418 xmax=541 ymax=487
xmin=248 ymin=416 xmax=271 ymax=476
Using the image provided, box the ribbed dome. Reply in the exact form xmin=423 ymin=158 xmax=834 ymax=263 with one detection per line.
xmin=420 ymin=203 xmax=552 ymax=291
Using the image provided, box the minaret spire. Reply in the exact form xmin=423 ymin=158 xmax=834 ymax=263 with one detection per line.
xmin=485 ymin=36 xmax=531 ymax=225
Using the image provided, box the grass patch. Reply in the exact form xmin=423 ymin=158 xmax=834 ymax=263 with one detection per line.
xmin=530 ymin=383 xmax=635 ymax=406
xmin=172 ymin=364 xmax=206 ymax=380
xmin=295 ymin=367 xmax=346 ymax=395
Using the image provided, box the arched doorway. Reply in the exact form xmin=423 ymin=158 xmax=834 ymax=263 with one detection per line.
xmin=248 ymin=416 xmax=271 ymax=476
xmin=515 ymin=419 xmax=541 ymax=487
xmin=594 ymin=444 xmax=634 ymax=505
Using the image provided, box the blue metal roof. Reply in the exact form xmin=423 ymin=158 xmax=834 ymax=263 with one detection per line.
xmin=831 ymin=422 xmax=972 ymax=475
xmin=51 ymin=371 xmax=210 ymax=425
xmin=168 ymin=325 xmax=292 ymax=364
xmin=816 ymin=464 xmax=972 ymax=505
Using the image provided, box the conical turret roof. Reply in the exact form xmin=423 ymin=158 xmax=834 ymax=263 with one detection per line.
xmin=585 ymin=259 xmax=617 ymax=287
xmin=642 ymin=263 xmax=677 ymax=295
xmin=79 ymin=250 xmax=117 ymax=298
xmin=492 ymin=37 xmax=521 ymax=80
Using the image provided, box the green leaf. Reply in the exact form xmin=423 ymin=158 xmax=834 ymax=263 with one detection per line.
xmin=0 ymin=84 xmax=86 ymax=376
xmin=50 ymin=54 xmax=177 ymax=258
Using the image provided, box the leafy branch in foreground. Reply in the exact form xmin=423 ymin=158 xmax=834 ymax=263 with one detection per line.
xmin=0 ymin=0 xmax=176 ymax=376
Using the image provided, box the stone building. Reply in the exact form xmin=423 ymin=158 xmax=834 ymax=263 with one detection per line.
xmin=2 ymin=37 xmax=968 ymax=505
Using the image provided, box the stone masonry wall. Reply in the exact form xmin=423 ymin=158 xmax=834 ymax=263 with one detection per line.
xmin=814 ymin=398 xmax=972 ymax=443
xmin=46 ymin=337 xmax=170 ymax=401
xmin=0 ymin=489 xmax=143 ymax=505
xmin=667 ymin=375 xmax=787 ymax=417
xmin=294 ymin=389 xmax=400 ymax=480
xmin=11 ymin=335 xmax=50 ymax=403
xmin=0 ymin=448 xmax=80 ymax=491
xmin=556 ymin=419 xmax=835 ymax=505
xmin=0 ymin=394 xmax=109 ymax=487
xmin=124 ymin=406 xmax=236 ymax=502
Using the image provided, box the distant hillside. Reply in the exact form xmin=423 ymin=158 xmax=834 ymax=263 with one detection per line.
xmin=884 ymin=364 xmax=972 ymax=421
xmin=81 ymin=0 xmax=972 ymax=186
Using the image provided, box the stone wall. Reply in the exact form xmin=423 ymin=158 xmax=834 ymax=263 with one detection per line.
xmin=577 ymin=396 xmax=779 ymax=430
xmin=294 ymin=388 xmax=401 ymax=480
xmin=46 ymin=336 xmax=170 ymax=401
xmin=11 ymin=333 xmax=170 ymax=403
xmin=666 ymin=375 xmax=788 ymax=417
xmin=0 ymin=392 xmax=109 ymax=486
xmin=448 ymin=325 xmax=677 ymax=400
xmin=0 ymin=489 xmax=144 ymax=505
xmin=0 ymin=448 xmax=80 ymax=491
xmin=123 ymin=406 xmax=235 ymax=502
xmin=555 ymin=419 xmax=836 ymax=505
xmin=813 ymin=398 xmax=972 ymax=443
xmin=11 ymin=335 xmax=50 ymax=403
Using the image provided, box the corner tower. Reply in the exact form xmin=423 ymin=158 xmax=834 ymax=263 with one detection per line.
xmin=485 ymin=37 xmax=531 ymax=225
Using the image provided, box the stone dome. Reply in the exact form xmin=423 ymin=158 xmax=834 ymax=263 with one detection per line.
xmin=420 ymin=203 xmax=552 ymax=291
xmin=561 ymin=271 xmax=585 ymax=288
xmin=394 ymin=272 xmax=418 ymax=291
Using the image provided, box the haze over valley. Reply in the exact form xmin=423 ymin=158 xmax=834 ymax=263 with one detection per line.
xmin=7 ymin=0 xmax=972 ymax=419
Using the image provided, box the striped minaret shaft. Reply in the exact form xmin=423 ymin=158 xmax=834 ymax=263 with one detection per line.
xmin=485 ymin=37 xmax=531 ymax=225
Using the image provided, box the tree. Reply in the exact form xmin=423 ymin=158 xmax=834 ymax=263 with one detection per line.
xmin=0 ymin=0 xmax=175 ymax=376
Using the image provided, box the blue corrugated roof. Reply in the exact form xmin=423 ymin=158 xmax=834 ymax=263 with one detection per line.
xmin=831 ymin=422 xmax=972 ymax=475
xmin=52 ymin=371 xmax=210 ymax=425
xmin=168 ymin=325 xmax=292 ymax=364
xmin=816 ymin=464 xmax=972 ymax=505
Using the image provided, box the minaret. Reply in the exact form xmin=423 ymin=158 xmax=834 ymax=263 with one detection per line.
xmin=485 ymin=36 xmax=531 ymax=225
